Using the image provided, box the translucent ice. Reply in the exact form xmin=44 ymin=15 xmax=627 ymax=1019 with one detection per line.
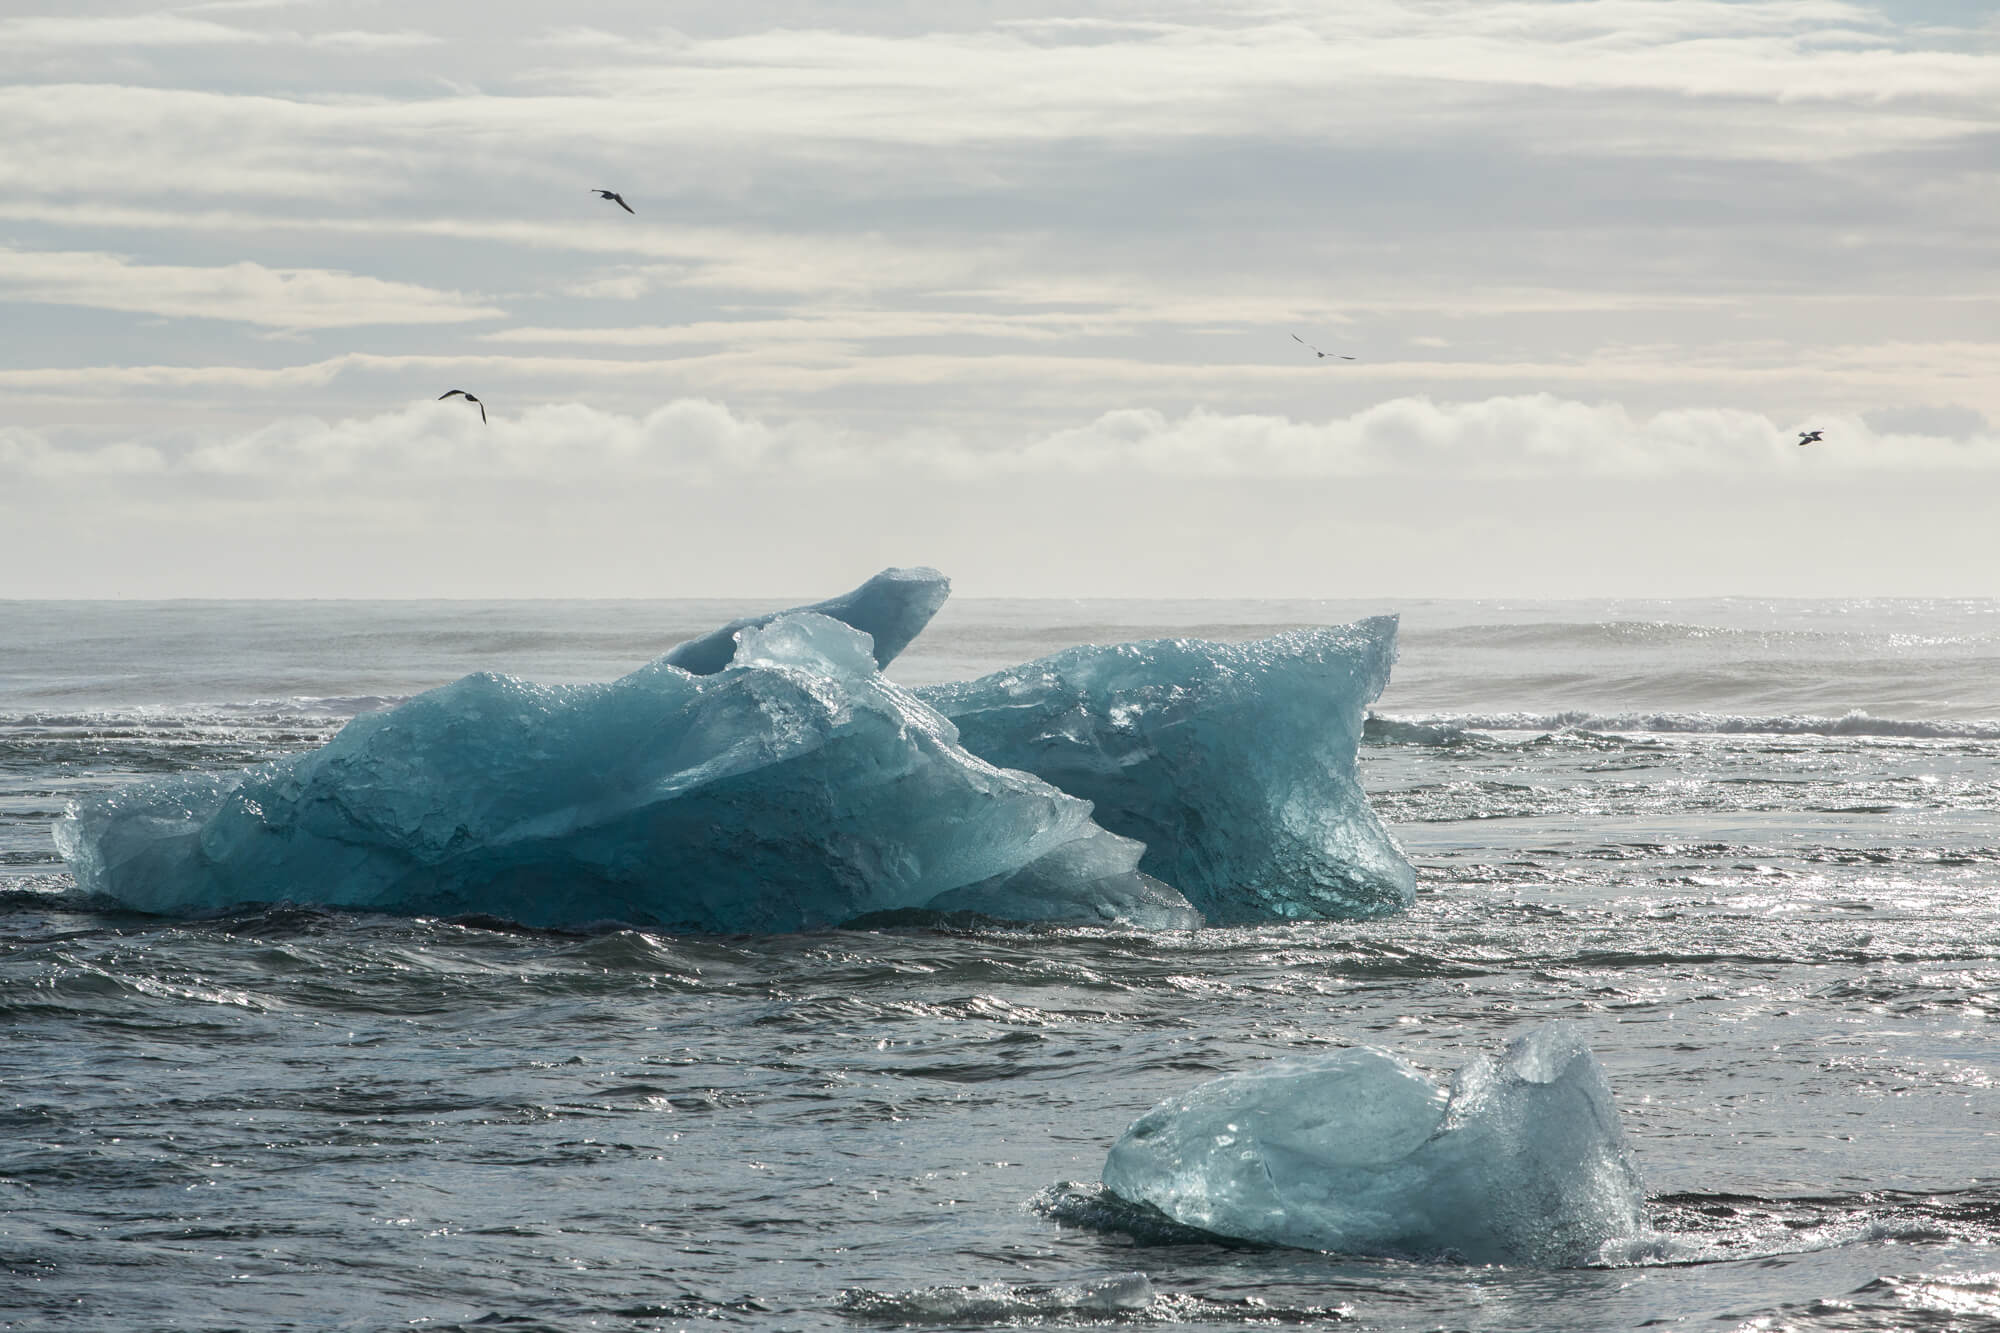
xmin=55 ymin=613 xmax=1198 ymax=933
xmin=1100 ymin=1023 xmax=1648 ymax=1265
xmin=662 ymin=565 xmax=950 ymax=674
xmin=917 ymin=619 xmax=1415 ymax=922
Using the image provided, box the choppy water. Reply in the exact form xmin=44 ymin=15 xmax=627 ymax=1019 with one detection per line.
xmin=3 ymin=596 xmax=1998 ymax=1332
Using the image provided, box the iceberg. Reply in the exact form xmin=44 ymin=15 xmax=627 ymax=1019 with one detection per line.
xmin=1099 ymin=1023 xmax=1648 ymax=1265
xmin=662 ymin=565 xmax=950 ymax=674
xmin=917 ymin=619 xmax=1415 ymax=922
xmin=55 ymin=612 xmax=1199 ymax=933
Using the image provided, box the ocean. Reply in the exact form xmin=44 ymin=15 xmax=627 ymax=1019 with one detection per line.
xmin=3 ymin=596 xmax=1997 ymax=1332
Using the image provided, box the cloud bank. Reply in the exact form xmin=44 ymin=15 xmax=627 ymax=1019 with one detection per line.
xmin=7 ymin=395 xmax=1994 ymax=490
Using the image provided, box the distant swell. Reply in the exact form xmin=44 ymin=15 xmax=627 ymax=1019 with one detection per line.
xmin=1369 ymin=710 xmax=2000 ymax=741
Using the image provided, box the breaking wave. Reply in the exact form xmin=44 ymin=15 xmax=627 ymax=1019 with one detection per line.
xmin=0 ymin=697 xmax=400 ymax=730
xmin=1369 ymin=709 xmax=2000 ymax=742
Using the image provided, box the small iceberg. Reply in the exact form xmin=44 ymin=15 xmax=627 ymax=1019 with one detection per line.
xmin=918 ymin=619 xmax=1415 ymax=922
xmin=1099 ymin=1023 xmax=1648 ymax=1265
xmin=55 ymin=613 xmax=1197 ymax=932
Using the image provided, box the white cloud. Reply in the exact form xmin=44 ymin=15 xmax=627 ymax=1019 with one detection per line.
xmin=310 ymin=31 xmax=442 ymax=51
xmin=2 ymin=0 xmax=1993 ymax=220
xmin=5 ymin=339 xmax=1996 ymax=423
xmin=0 ymin=15 xmax=269 ymax=47
xmin=0 ymin=12 xmax=438 ymax=51
xmin=0 ymin=427 xmax=167 ymax=478
xmin=0 ymin=247 xmax=505 ymax=328
xmin=4 ymin=394 xmax=1994 ymax=489
xmin=480 ymin=309 xmax=1145 ymax=346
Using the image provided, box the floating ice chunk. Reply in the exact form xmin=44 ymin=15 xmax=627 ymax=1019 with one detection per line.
xmin=918 ymin=619 xmax=1414 ymax=922
xmin=662 ymin=565 xmax=950 ymax=674
xmin=55 ymin=612 xmax=1197 ymax=933
xmin=1100 ymin=1023 xmax=1648 ymax=1265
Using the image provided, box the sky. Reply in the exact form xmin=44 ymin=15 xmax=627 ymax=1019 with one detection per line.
xmin=2 ymin=0 xmax=1996 ymax=598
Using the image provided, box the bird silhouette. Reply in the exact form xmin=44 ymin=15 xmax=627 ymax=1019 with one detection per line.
xmin=1797 ymin=430 xmax=1823 ymax=447
xmin=1292 ymin=334 xmax=1356 ymax=361
xmin=439 ymin=389 xmax=486 ymax=424
xmin=592 ymin=189 xmax=634 ymax=214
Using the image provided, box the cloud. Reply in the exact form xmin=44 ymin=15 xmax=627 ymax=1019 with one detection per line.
xmin=0 ymin=247 xmax=505 ymax=329
xmin=309 ymin=31 xmax=443 ymax=51
xmin=4 ymin=338 xmax=1997 ymax=426
xmin=2 ymin=0 xmax=1993 ymax=220
xmin=0 ymin=15 xmax=269 ymax=47
xmin=0 ymin=427 xmax=166 ymax=478
xmin=5 ymin=394 xmax=1994 ymax=490
xmin=0 ymin=13 xmax=438 ymax=51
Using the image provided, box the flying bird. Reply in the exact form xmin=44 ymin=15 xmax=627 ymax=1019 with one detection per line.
xmin=592 ymin=189 xmax=634 ymax=214
xmin=1797 ymin=429 xmax=1823 ymax=446
xmin=439 ymin=389 xmax=486 ymax=424
xmin=1292 ymin=334 xmax=1356 ymax=361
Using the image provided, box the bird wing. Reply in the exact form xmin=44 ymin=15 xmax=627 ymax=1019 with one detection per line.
xmin=616 ymin=196 xmax=634 ymax=213
xmin=439 ymin=389 xmax=464 ymax=400
xmin=478 ymin=401 xmax=487 ymax=423
xmin=1340 ymin=355 xmax=1356 ymax=360
xmin=1291 ymin=334 xmax=1307 ymax=346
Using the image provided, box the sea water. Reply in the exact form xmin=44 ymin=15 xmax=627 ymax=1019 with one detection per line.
xmin=2 ymin=596 xmax=1997 ymax=1331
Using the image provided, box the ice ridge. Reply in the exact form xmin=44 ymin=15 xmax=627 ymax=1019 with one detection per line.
xmin=662 ymin=565 xmax=950 ymax=674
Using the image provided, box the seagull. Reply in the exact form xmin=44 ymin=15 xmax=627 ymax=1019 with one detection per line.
xmin=1797 ymin=429 xmax=1823 ymax=446
xmin=439 ymin=389 xmax=486 ymax=424
xmin=591 ymin=189 xmax=634 ymax=215
xmin=1292 ymin=334 xmax=1356 ymax=361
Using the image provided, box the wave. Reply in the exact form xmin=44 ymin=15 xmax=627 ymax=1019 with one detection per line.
xmin=0 ymin=696 xmax=402 ymax=730
xmin=838 ymin=1274 xmax=1156 ymax=1324
xmin=1412 ymin=618 xmax=2000 ymax=652
xmin=1363 ymin=715 xmax=1474 ymax=746
xmin=837 ymin=1272 xmax=1356 ymax=1326
xmin=1369 ymin=709 xmax=2000 ymax=741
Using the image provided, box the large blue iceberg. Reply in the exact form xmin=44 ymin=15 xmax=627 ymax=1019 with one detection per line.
xmin=1099 ymin=1023 xmax=1649 ymax=1265
xmin=55 ymin=613 xmax=1198 ymax=932
xmin=56 ymin=567 xmax=1417 ymax=934
xmin=918 ymin=620 xmax=1414 ymax=922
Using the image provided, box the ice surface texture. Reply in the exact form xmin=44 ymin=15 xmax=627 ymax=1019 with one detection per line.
xmin=56 ymin=613 xmax=1198 ymax=932
xmin=662 ymin=566 xmax=950 ymax=675
xmin=918 ymin=618 xmax=1415 ymax=922
xmin=1100 ymin=1023 xmax=1648 ymax=1265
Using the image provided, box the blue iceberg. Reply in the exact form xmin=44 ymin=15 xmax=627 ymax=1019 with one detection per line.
xmin=54 ymin=567 xmax=1421 ymax=934
xmin=1099 ymin=1023 xmax=1649 ymax=1266
xmin=917 ymin=619 xmax=1415 ymax=922
xmin=55 ymin=613 xmax=1198 ymax=932
xmin=662 ymin=565 xmax=950 ymax=675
